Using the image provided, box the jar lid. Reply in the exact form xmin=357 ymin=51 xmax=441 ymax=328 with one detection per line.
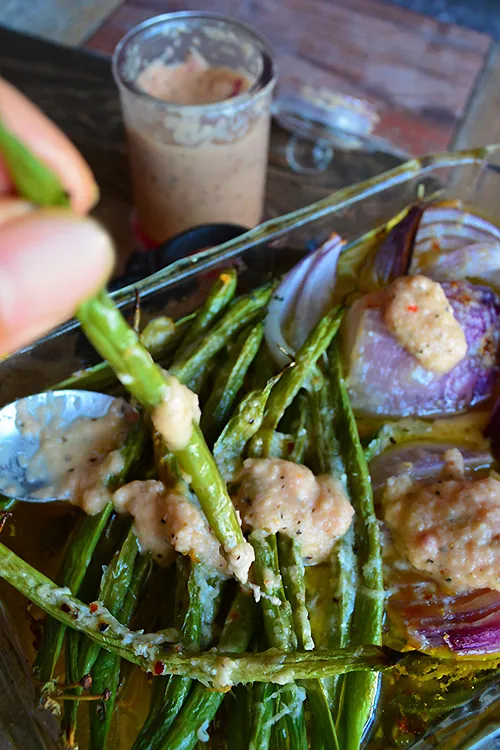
xmin=272 ymin=84 xmax=409 ymax=173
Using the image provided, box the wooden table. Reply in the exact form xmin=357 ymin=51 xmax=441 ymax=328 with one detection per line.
xmin=0 ymin=0 xmax=499 ymax=263
xmin=0 ymin=23 xmax=402 ymax=266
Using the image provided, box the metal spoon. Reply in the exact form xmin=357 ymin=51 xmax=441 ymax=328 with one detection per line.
xmin=0 ymin=390 xmax=133 ymax=503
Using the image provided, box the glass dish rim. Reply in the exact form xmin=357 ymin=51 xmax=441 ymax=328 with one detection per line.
xmin=12 ymin=146 xmax=497 ymax=362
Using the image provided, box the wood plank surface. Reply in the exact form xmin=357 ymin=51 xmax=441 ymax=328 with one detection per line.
xmin=86 ymin=0 xmax=492 ymax=155
xmin=0 ymin=0 xmax=123 ymax=46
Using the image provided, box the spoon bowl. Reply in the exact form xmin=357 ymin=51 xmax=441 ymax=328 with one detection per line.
xmin=0 ymin=391 xmax=135 ymax=503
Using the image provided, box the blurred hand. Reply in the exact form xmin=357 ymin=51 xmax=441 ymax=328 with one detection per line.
xmin=0 ymin=78 xmax=114 ymax=355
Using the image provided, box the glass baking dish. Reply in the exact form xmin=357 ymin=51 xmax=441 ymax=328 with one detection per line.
xmin=1 ymin=147 xmax=499 ymax=749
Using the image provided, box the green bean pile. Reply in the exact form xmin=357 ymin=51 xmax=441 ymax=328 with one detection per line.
xmin=17 ymin=271 xmax=383 ymax=750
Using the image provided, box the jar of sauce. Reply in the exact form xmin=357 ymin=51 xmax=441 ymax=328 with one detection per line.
xmin=112 ymin=12 xmax=276 ymax=245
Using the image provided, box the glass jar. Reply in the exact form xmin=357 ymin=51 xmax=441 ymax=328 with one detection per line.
xmin=112 ymin=11 xmax=276 ymax=245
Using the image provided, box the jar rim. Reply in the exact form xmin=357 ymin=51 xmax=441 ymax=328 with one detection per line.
xmin=112 ymin=11 xmax=277 ymax=114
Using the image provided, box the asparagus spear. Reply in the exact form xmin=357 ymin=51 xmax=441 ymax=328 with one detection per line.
xmin=249 ymin=682 xmax=275 ymax=750
xmin=214 ymin=374 xmax=281 ymax=481
xmin=173 ymin=269 xmax=237 ymax=359
xmin=309 ymin=367 xmax=357 ymax=715
xmin=278 ymin=534 xmax=314 ymax=653
xmin=201 ymin=322 xmax=264 ymax=444
xmin=62 ymin=527 xmax=141 ymax=746
xmin=288 ymin=391 xmax=310 ymax=466
xmin=0 ymin=541 xmax=402 ymax=681
xmin=251 ymin=531 xmax=308 ymax=750
xmin=88 ymin=552 xmax=152 ymax=750
xmin=158 ymin=590 xmax=257 ymax=750
xmin=53 ymin=313 xmax=195 ymax=393
xmin=132 ymin=561 xmax=222 ymax=750
xmin=278 ymin=533 xmax=341 ymax=750
xmin=330 ymin=344 xmax=384 ymax=750
xmin=252 ymin=305 xmax=343 ymax=457
xmin=170 ymin=284 xmax=272 ymax=389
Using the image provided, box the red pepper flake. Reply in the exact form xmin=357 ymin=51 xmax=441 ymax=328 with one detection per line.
xmin=89 ymin=602 xmax=98 ymax=614
xmin=407 ymin=304 xmax=419 ymax=312
xmin=396 ymin=716 xmax=411 ymax=735
xmin=153 ymin=661 xmax=165 ymax=676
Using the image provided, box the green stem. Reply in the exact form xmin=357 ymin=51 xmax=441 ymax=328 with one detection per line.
xmin=330 ymin=345 xmax=384 ymax=750
xmin=0 ymin=540 xmax=399 ymax=684
xmin=89 ymin=553 xmax=152 ymax=750
xmin=254 ymin=305 xmax=343 ymax=458
xmin=201 ymin=321 xmax=264 ymax=445
xmin=160 ymin=591 xmax=257 ymax=750
xmin=173 ymin=269 xmax=237 ymax=359
xmin=76 ymin=291 xmax=249 ymax=578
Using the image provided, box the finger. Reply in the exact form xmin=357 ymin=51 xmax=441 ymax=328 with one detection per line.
xmin=0 ymin=197 xmax=34 ymax=225
xmin=0 ymin=78 xmax=98 ymax=214
xmin=0 ymin=208 xmax=114 ymax=355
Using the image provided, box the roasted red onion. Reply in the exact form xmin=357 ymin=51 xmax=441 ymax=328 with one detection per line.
xmin=410 ymin=205 xmax=500 ymax=287
xmin=343 ymin=281 xmax=500 ymax=417
xmin=388 ymin=588 xmax=500 ymax=656
xmin=372 ymin=204 xmax=423 ymax=284
xmin=264 ymin=233 xmax=345 ymax=367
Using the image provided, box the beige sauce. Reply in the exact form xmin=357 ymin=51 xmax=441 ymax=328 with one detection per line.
xmin=383 ymin=450 xmax=500 ymax=592
xmin=384 ymin=275 xmax=467 ymax=373
xmin=17 ymin=398 xmax=132 ymax=512
xmin=125 ymin=50 xmax=269 ymax=242
xmin=138 ymin=52 xmax=251 ymax=105
xmin=151 ymin=376 xmax=201 ymax=452
xmin=235 ymin=458 xmax=354 ymax=564
xmin=113 ymin=480 xmax=227 ymax=572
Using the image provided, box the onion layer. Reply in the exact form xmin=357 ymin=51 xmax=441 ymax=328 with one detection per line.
xmin=388 ymin=589 xmax=500 ymax=656
xmin=369 ymin=441 xmax=493 ymax=493
xmin=264 ymin=233 xmax=345 ymax=367
xmin=410 ymin=205 xmax=500 ymax=289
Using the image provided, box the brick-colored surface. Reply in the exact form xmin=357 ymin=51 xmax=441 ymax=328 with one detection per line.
xmin=85 ymin=0 xmax=492 ymax=154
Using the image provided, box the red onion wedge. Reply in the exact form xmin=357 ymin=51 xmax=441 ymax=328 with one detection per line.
xmin=343 ymin=281 xmax=500 ymax=417
xmin=264 ymin=233 xmax=345 ymax=367
xmin=410 ymin=204 xmax=500 ymax=288
xmin=388 ymin=588 xmax=500 ymax=656
xmin=372 ymin=204 xmax=423 ymax=284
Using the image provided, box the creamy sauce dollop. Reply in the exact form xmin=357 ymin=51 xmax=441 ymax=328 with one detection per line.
xmin=383 ymin=448 xmax=500 ymax=592
xmin=235 ymin=458 xmax=354 ymax=564
xmin=113 ymin=479 xmax=227 ymax=572
xmin=151 ymin=376 xmax=201 ymax=452
xmin=384 ymin=275 xmax=467 ymax=373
